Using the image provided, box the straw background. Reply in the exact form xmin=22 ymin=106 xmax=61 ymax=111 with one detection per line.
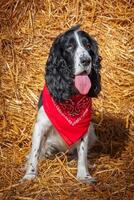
xmin=0 ymin=0 xmax=134 ymax=199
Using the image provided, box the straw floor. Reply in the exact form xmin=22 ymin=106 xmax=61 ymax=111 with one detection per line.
xmin=0 ymin=0 xmax=134 ymax=199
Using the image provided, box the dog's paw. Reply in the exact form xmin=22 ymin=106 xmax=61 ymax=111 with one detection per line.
xmin=77 ymin=175 xmax=97 ymax=184
xmin=19 ymin=173 xmax=36 ymax=183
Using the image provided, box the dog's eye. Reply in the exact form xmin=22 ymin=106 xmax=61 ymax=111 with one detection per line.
xmin=85 ymin=43 xmax=91 ymax=49
xmin=66 ymin=44 xmax=74 ymax=50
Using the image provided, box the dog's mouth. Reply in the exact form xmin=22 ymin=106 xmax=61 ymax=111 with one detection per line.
xmin=74 ymin=71 xmax=91 ymax=95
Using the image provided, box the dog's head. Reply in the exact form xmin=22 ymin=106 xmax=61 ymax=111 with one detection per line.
xmin=45 ymin=25 xmax=101 ymax=102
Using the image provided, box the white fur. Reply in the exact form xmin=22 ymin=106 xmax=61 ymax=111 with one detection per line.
xmin=21 ymin=31 xmax=97 ymax=183
xmin=22 ymin=107 xmax=52 ymax=180
xmin=74 ymin=31 xmax=92 ymax=75
xmin=77 ymin=124 xmax=97 ymax=183
xmin=22 ymin=105 xmax=97 ymax=183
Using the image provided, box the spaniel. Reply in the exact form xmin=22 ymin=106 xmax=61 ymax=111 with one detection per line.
xmin=22 ymin=25 xmax=101 ymax=184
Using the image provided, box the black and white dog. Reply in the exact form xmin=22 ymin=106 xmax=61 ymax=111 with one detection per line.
xmin=22 ymin=25 xmax=101 ymax=184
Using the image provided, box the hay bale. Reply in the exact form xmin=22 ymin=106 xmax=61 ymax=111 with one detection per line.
xmin=0 ymin=0 xmax=134 ymax=199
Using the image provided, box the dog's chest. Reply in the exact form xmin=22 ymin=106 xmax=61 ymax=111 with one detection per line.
xmin=42 ymin=86 xmax=92 ymax=146
xmin=52 ymin=95 xmax=91 ymax=126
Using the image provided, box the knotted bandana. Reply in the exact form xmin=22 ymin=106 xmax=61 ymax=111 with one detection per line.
xmin=42 ymin=86 xmax=92 ymax=146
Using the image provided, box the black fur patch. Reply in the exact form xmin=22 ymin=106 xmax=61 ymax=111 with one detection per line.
xmin=45 ymin=25 xmax=101 ymax=102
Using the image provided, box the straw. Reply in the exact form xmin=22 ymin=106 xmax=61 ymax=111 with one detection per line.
xmin=0 ymin=0 xmax=134 ymax=199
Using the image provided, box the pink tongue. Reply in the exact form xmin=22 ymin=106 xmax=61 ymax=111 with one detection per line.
xmin=75 ymin=75 xmax=91 ymax=95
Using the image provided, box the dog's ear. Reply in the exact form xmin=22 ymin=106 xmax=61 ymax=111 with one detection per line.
xmin=88 ymin=38 xmax=102 ymax=97
xmin=45 ymin=34 xmax=74 ymax=102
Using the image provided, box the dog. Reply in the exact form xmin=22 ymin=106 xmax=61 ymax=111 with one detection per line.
xmin=22 ymin=25 xmax=101 ymax=184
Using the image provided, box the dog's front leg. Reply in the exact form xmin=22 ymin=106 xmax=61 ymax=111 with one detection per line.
xmin=77 ymin=131 xmax=96 ymax=184
xmin=22 ymin=106 xmax=51 ymax=181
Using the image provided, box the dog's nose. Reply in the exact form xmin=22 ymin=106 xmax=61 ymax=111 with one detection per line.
xmin=80 ymin=57 xmax=91 ymax=67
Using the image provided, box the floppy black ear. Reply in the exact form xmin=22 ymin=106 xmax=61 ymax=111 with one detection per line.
xmin=88 ymin=38 xmax=101 ymax=97
xmin=45 ymin=35 xmax=74 ymax=102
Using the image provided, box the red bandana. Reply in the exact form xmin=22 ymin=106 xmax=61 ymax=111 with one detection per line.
xmin=42 ymin=86 xmax=92 ymax=146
